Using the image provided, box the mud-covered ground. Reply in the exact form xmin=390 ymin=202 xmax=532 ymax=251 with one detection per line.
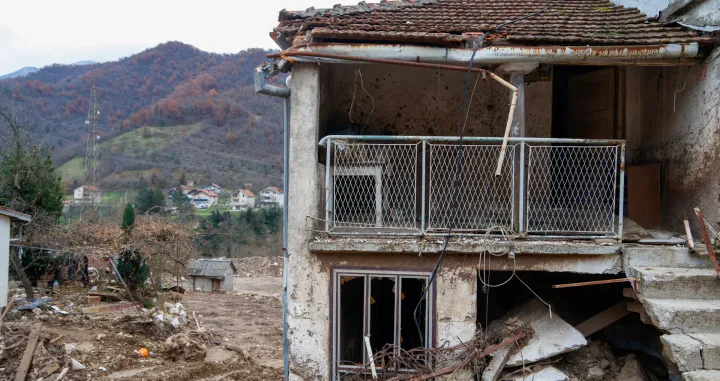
xmin=0 ymin=276 xmax=283 ymax=380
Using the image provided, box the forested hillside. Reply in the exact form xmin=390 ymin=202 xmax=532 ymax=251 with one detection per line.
xmin=0 ymin=42 xmax=284 ymax=192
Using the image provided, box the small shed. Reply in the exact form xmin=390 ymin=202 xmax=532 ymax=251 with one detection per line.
xmin=187 ymin=259 xmax=236 ymax=292
xmin=0 ymin=206 xmax=31 ymax=307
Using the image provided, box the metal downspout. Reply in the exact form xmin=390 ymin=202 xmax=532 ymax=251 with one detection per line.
xmin=254 ymin=65 xmax=291 ymax=381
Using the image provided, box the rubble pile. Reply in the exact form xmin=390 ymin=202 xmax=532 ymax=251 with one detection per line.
xmin=232 ymin=256 xmax=283 ymax=277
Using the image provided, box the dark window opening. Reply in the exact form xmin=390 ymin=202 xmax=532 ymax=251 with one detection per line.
xmin=369 ymin=277 xmax=396 ymax=358
xmin=335 ymin=271 xmax=432 ymax=380
xmin=400 ymin=278 xmax=426 ymax=351
xmin=339 ymin=276 xmax=365 ymax=364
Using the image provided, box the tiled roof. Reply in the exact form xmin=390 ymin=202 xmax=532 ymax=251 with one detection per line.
xmin=188 ymin=189 xmax=218 ymax=197
xmin=83 ymin=185 xmax=101 ymax=192
xmin=239 ymin=189 xmax=255 ymax=197
xmin=187 ymin=259 xmax=237 ymax=279
xmin=263 ymin=186 xmax=283 ymax=194
xmin=211 ymin=183 xmax=222 ymax=189
xmin=0 ymin=205 xmax=32 ymax=222
xmin=275 ymin=0 xmax=713 ymax=46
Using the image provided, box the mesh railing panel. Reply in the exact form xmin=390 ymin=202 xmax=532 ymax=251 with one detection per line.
xmin=330 ymin=141 xmax=418 ymax=232
xmin=428 ymin=144 xmax=515 ymax=232
xmin=526 ymin=145 xmax=618 ymax=234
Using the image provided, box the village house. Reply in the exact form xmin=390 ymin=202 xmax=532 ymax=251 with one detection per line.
xmin=204 ymin=183 xmax=224 ymax=194
xmin=230 ymin=189 xmax=256 ymax=210
xmin=72 ymin=185 xmax=101 ymax=205
xmin=256 ymin=0 xmax=720 ymax=380
xmin=186 ymin=189 xmax=218 ymax=209
xmin=0 ymin=207 xmax=31 ymax=308
xmin=258 ymin=186 xmax=284 ymax=208
xmin=187 ymin=259 xmax=236 ymax=292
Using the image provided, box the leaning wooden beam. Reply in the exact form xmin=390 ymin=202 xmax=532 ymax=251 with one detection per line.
xmin=0 ymin=296 xmax=16 ymax=330
xmin=575 ymin=301 xmax=630 ymax=337
xmin=695 ymin=208 xmax=720 ymax=278
xmin=552 ymin=278 xmax=635 ymax=289
xmin=15 ymin=323 xmax=42 ymax=381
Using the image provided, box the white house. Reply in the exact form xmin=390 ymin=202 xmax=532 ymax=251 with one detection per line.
xmin=0 ymin=206 xmax=31 ymax=308
xmin=73 ymin=185 xmax=101 ymax=205
xmin=205 ymin=183 xmax=224 ymax=194
xmin=230 ymin=189 xmax=255 ymax=210
xmin=187 ymin=189 xmax=218 ymax=209
xmin=259 ymin=186 xmax=284 ymax=208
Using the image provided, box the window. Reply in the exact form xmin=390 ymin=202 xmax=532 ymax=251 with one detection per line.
xmin=332 ymin=269 xmax=433 ymax=379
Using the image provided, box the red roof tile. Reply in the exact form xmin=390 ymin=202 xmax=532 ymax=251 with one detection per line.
xmin=83 ymin=185 xmax=101 ymax=192
xmin=276 ymin=0 xmax=713 ymax=46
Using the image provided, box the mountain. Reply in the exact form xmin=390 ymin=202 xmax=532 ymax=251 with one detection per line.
xmin=0 ymin=66 xmax=39 ymax=79
xmin=72 ymin=61 xmax=97 ymax=66
xmin=0 ymin=42 xmax=285 ymax=194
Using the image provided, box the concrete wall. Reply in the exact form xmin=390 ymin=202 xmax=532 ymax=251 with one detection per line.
xmin=626 ymin=47 xmax=720 ymax=234
xmin=320 ymin=64 xmax=552 ymax=138
xmin=287 ymin=62 xmax=480 ymax=381
xmin=0 ymin=216 xmax=9 ymax=308
xmin=191 ymin=275 xmax=233 ymax=292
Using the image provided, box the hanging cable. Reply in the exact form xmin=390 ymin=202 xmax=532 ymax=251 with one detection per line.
xmin=412 ymin=0 xmax=561 ymax=347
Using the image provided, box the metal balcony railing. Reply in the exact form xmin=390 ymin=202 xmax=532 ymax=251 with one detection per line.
xmin=319 ymin=135 xmax=625 ymax=240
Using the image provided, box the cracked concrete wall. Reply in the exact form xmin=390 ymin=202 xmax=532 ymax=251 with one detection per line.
xmin=625 ymin=47 xmax=720 ymax=235
xmin=321 ymin=63 xmax=551 ymax=138
xmin=287 ymin=63 xmax=330 ymax=381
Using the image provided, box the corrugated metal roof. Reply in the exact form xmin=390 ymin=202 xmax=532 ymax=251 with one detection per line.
xmin=275 ymin=0 xmax=713 ymax=47
xmin=187 ymin=259 xmax=237 ymax=279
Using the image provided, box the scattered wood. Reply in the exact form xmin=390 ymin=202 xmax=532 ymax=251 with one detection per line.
xmin=552 ymin=278 xmax=635 ymax=289
xmin=684 ymin=217 xmax=695 ymax=251
xmin=575 ymin=301 xmax=630 ymax=337
xmin=49 ymin=334 xmax=64 ymax=344
xmin=0 ymin=296 xmax=16 ymax=331
xmin=14 ymin=323 xmax=42 ymax=381
xmin=88 ymin=291 xmax=123 ymax=301
xmin=54 ymin=367 xmax=69 ymax=381
xmin=694 ymin=208 xmax=720 ymax=278
xmin=623 ymin=288 xmax=638 ymax=300
xmin=193 ymin=311 xmax=200 ymax=329
xmin=626 ymin=301 xmax=653 ymax=325
xmin=480 ymin=346 xmax=511 ymax=381
xmin=224 ymin=344 xmax=252 ymax=363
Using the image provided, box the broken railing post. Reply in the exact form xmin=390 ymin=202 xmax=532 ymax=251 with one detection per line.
xmin=694 ymin=208 xmax=720 ymax=278
xmin=364 ymin=334 xmax=378 ymax=380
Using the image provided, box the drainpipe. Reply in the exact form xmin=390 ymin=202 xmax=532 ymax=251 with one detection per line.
xmin=254 ymin=63 xmax=291 ymax=381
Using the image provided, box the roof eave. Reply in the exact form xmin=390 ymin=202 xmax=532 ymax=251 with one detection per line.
xmin=275 ymin=42 xmax=705 ymax=66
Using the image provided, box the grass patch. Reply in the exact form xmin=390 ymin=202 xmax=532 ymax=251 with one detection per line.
xmin=58 ymin=157 xmax=93 ymax=184
xmin=105 ymin=122 xmax=203 ymax=158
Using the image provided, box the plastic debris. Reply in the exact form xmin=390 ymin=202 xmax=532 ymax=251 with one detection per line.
xmin=70 ymin=358 xmax=86 ymax=371
xmin=135 ymin=348 xmax=149 ymax=357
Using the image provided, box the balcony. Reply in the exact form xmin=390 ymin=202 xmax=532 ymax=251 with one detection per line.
xmin=319 ymin=135 xmax=626 ymax=240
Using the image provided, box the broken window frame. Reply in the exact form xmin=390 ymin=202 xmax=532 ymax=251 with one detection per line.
xmin=332 ymin=268 xmax=435 ymax=379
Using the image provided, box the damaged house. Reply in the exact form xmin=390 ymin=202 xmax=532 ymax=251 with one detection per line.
xmin=255 ymin=0 xmax=720 ymax=380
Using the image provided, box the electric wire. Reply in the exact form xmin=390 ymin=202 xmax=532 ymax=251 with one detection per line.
xmin=412 ymin=1 xmax=561 ymax=346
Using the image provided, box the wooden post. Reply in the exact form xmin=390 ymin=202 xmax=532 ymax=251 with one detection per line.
xmin=695 ymin=208 xmax=720 ymax=278
xmin=510 ymin=72 xmax=525 ymax=232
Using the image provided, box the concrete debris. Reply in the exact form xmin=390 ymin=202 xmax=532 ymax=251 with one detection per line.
xmin=165 ymin=333 xmax=207 ymax=361
xmin=587 ymin=366 xmax=604 ymax=380
xmin=687 ymin=333 xmax=720 ymax=370
xmin=487 ymin=299 xmax=586 ymax=367
xmin=616 ymin=355 xmax=647 ymax=381
xmin=507 ymin=366 xmax=569 ymax=381
xmin=64 ymin=343 xmax=76 ymax=354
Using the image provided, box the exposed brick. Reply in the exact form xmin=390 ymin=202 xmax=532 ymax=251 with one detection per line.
xmin=86 ymin=296 xmax=101 ymax=305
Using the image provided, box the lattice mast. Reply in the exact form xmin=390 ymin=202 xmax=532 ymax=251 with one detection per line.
xmin=82 ymin=86 xmax=100 ymax=208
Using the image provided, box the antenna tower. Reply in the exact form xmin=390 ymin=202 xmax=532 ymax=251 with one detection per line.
xmin=82 ymin=86 xmax=100 ymax=209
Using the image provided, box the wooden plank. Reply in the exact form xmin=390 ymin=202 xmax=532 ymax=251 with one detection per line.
xmin=15 ymin=323 xmax=42 ymax=381
xmin=622 ymin=288 xmax=638 ymax=300
xmin=626 ymin=301 xmax=645 ymax=314
xmin=575 ymin=301 xmax=630 ymax=337
xmin=552 ymin=278 xmax=635 ymax=289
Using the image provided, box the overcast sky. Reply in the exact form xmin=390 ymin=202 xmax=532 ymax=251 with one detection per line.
xmin=0 ymin=0 xmax=358 ymax=75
